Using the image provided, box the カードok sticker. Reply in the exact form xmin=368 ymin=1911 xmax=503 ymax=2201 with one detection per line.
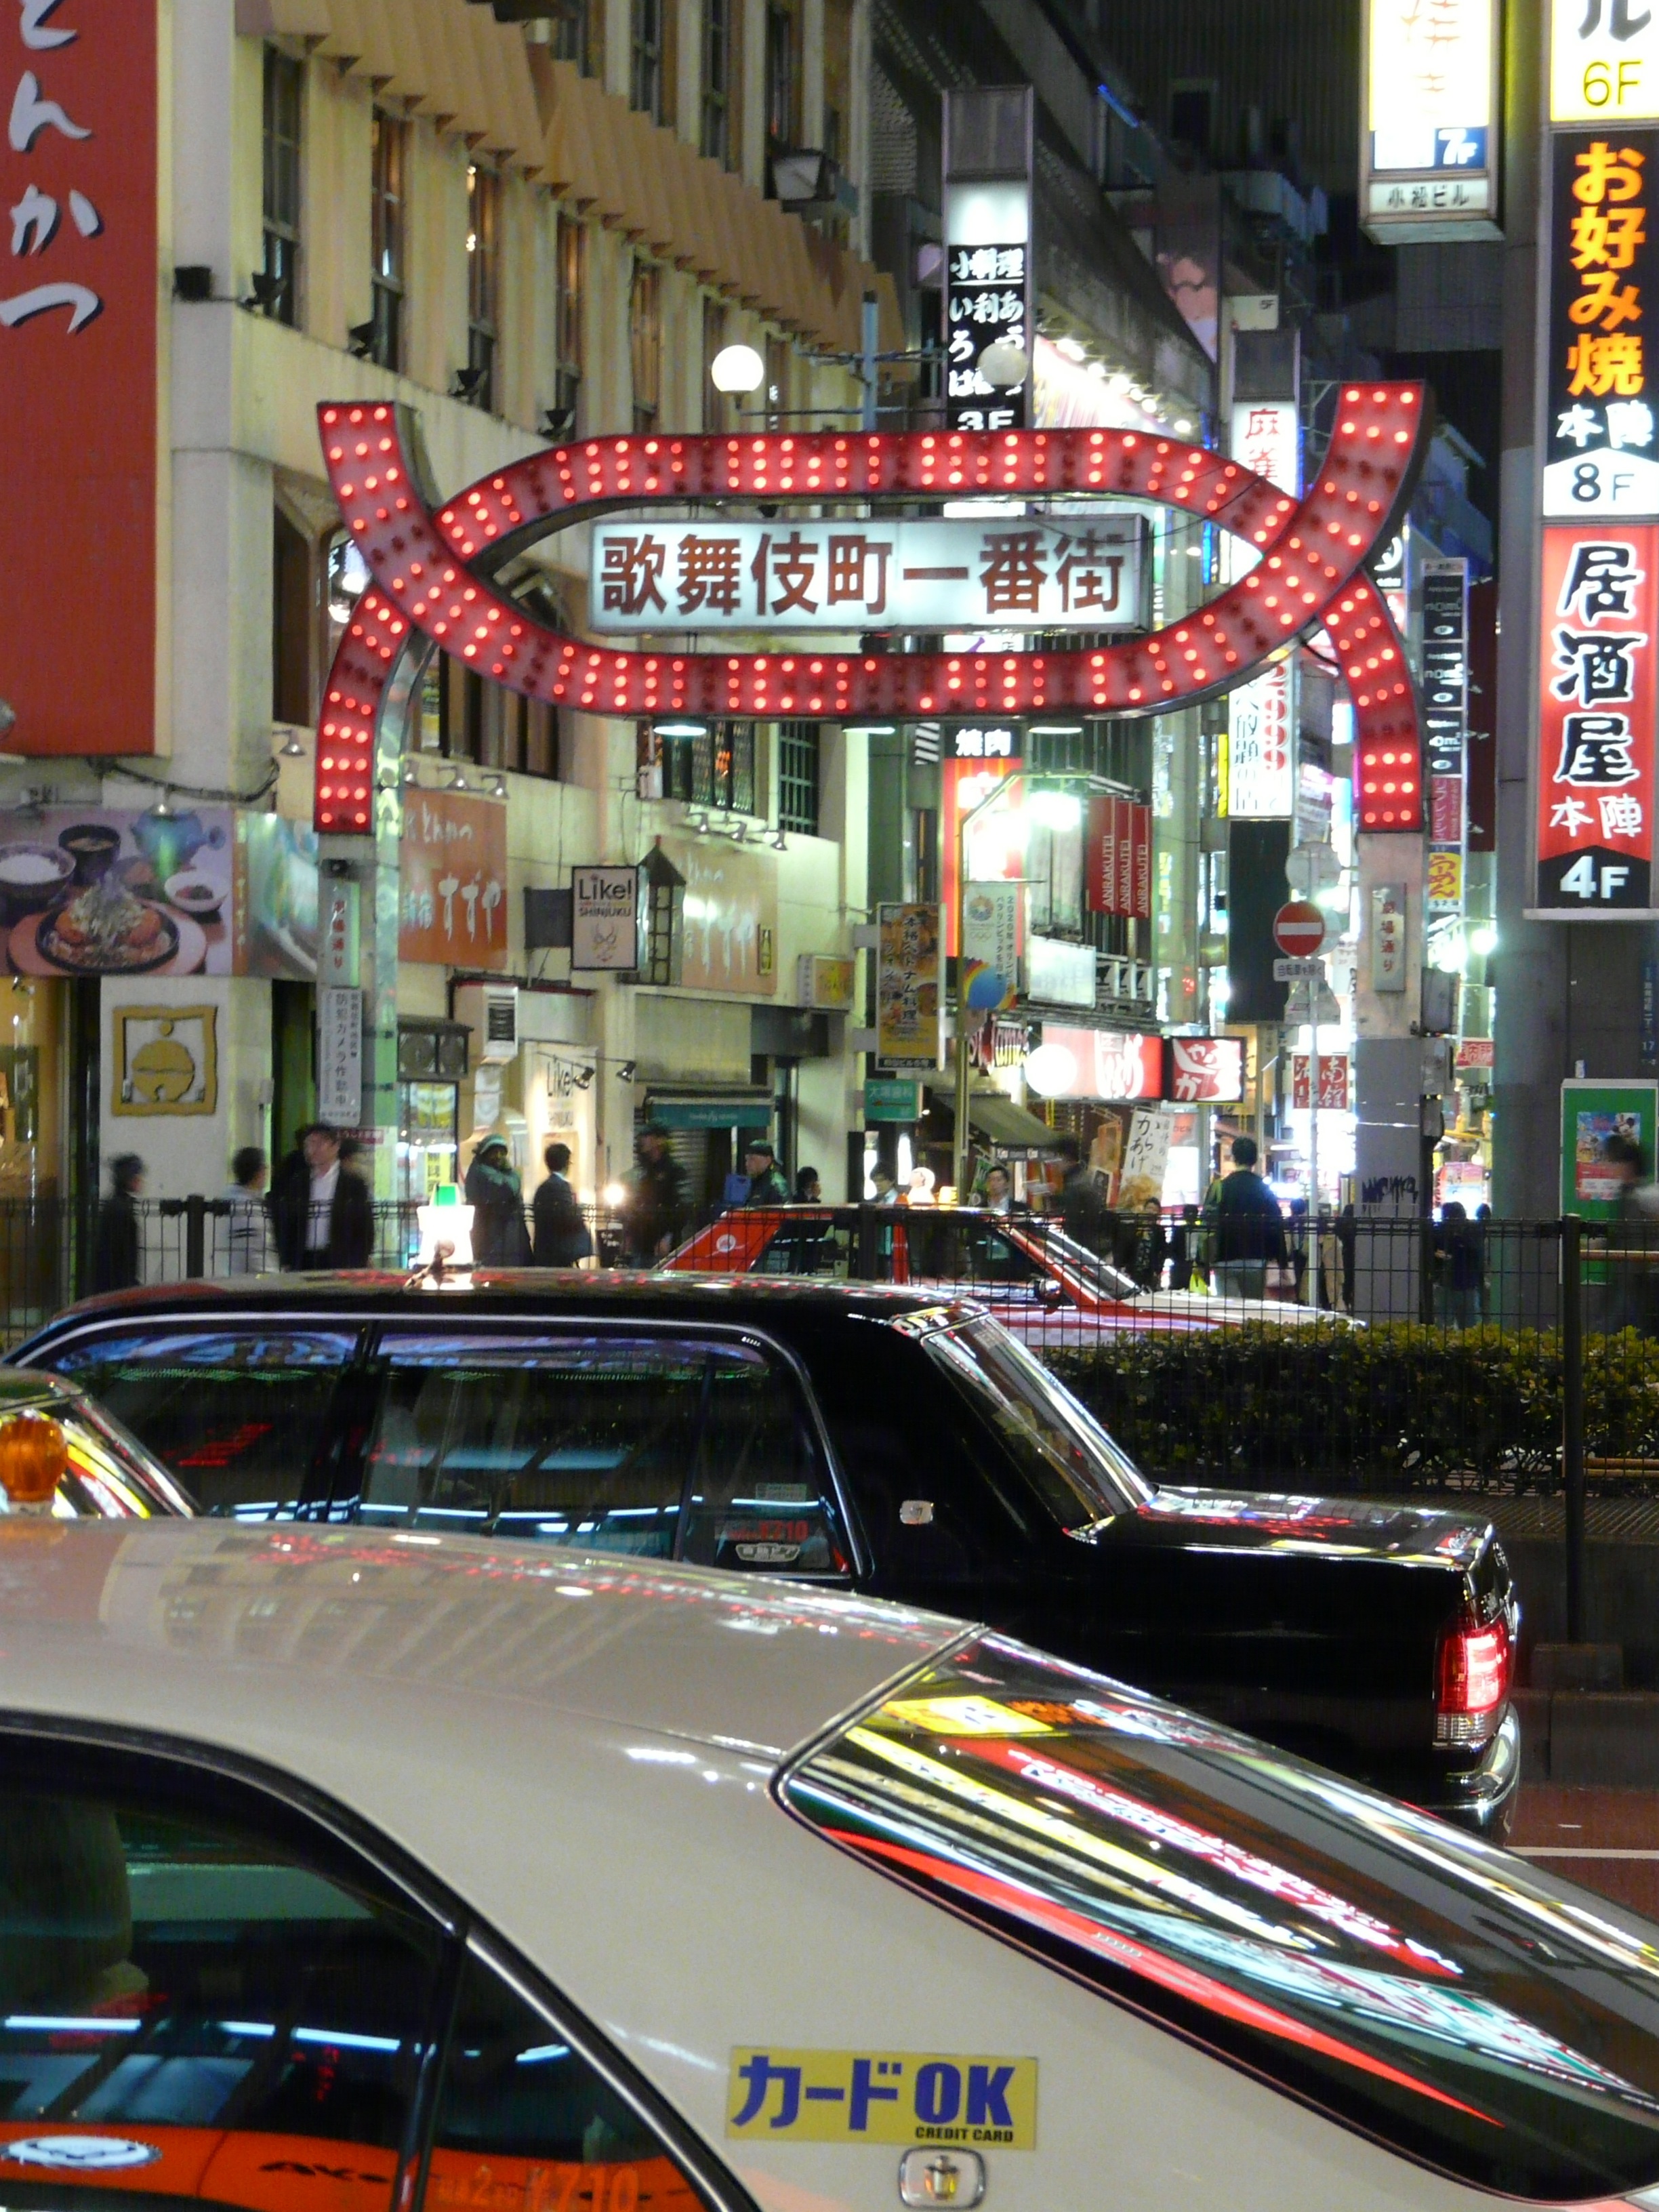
xmin=726 ymin=2050 xmax=1036 ymax=2148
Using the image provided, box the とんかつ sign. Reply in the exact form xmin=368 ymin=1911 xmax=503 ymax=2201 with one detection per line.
xmin=589 ymin=517 xmax=1144 ymax=634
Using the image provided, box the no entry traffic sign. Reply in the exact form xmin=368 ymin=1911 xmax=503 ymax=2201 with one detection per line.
xmin=1273 ymin=900 xmax=1326 ymax=958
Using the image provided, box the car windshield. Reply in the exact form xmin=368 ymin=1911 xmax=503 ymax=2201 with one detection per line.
xmin=785 ymin=1635 xmax=1659 ymax=2200
xmin=922 ymin=1316 xmax=1149 ymax=1521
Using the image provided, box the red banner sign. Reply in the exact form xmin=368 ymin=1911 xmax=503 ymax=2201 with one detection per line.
xmin=1291 ymin=1054 xmax=1351 ymax=1110
xmin=1535 ymin=522 xmax=1658 ymax=911
xmin=1164 ymin=1036 xmax=1245 ymax=1102
xmin=399 ymin=791 xmax=509 ymax=968
xmin=1086 ymin=796 xmax=1152 ymax=919
xmin=1 ymin=5 xmax=157 ymax=755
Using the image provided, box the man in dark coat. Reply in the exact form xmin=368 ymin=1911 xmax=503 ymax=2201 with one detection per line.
xmin=465 ymin=1135 xmax=531 ymax=1265
xmin=532 ymin=1141 xmax=593 ymax=1266
xmin=93 ymin=1154 xmax=144 ymax=1293
xmin=1206 ymin=1134 xmax=1288 ymax=1300
xmin=739 ymin=1140 xmax=790 ymax=1205
xmin=621 ymin=1126 xmax=687 ymax=1263
xmin=1054 ymin=1135 xmax=1109 ymax=1254
xmin=270 ymin=1123 xmax=374 ymax=1269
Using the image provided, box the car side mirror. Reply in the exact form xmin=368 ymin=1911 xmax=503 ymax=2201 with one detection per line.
xmin=1038 ymin=1279 xmax=1067 ymax=1309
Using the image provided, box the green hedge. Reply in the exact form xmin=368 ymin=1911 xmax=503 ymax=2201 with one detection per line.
xmin=1044 ymin=1324 xmax=1659 ymax=1494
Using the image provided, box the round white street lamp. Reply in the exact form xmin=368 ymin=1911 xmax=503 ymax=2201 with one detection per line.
xmin=710 ymin=344 xmax=766 ymax=394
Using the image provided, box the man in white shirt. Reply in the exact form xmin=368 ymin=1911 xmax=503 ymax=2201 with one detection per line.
xmin=304 ymin=1126 xmax=340 ymax=1256
xmin=272 ymin=1122 xmax=374 ymax=1269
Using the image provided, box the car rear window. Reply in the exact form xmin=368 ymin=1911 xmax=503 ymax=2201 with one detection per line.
xmin=359 ymin=1328 xmax=849 ymax=1574
xmin=783 ymin=1635 xmax=1659 ymax=2200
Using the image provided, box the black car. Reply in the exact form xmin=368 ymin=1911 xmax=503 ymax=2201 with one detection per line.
xmin=12 ymin=1270 xmax=1519 ymax=1830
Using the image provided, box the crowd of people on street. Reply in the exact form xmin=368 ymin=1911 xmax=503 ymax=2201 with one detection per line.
xmin=85 ymin=1115 xmax=1507 ymax=1325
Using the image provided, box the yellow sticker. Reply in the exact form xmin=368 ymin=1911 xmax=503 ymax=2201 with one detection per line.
xmin=878 ymin=1696 xmax=1054 ymax=1738
xmin=726 ymin=2050 xmax=1037 ymax=2149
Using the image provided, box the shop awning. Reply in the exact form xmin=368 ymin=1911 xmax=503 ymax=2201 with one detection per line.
xmin=645 ymin=1091 xmax=773 ymax=1132
xmin=922 ymin=1074 xmax=1061 ymax=1150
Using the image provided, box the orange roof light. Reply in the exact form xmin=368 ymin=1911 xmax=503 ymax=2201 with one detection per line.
xmin=0 ymin=1412 xmax=67 ymax=1511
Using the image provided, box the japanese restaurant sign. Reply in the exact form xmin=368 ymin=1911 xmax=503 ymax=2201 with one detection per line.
xmin=1543 ymin=131 xmax=1659 ymax=518
xmin=399 ymin=792 xmax=509 ymax=967
xmin=1 ymin=1 xmax=159 ymax=754
xmin=590 ymin=518 xmax=1143 ymax=634
xmin=1165 ymin=1036 xmax=1245 ymax=1103
xmin=1534 ymin=521 xmax=1659 ymax=912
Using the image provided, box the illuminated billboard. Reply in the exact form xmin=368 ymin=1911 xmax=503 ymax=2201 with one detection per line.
xmin=1362 ymin=0 xmax=1500 ymax=242
xmin=1553 ymin=0 xmax=1659 ymax=125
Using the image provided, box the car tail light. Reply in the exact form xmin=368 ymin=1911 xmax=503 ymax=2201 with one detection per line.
xmin=1435 ymin=1614 xmax=1511 ymax=1747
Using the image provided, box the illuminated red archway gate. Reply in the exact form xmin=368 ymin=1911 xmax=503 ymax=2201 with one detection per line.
xmin=314 ymin=386 xmax=1429 ymax=838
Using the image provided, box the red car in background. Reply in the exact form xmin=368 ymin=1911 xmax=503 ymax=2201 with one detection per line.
xmin=661 ymin=1206 xmax=1349 ymax=1344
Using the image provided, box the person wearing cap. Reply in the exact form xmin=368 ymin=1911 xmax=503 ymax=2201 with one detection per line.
xmin=621 ymin=1125 xmax=687 ymax=1265
xmin=466 ymin=1133 xmax=532 ymax=1265
xmin=740 ymin=1139 xmax=790 ymax=1205
xmin=270 ymin=1122 xmax=373 ymax=1270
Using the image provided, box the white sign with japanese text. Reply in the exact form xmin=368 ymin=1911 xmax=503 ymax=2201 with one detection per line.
xmin=1225 ymin=661 xmax=1294 ymax=819
xmin=1552 ymin=0 xmax=1659 ymax=123
xmin=590 ymin=518 xmax=1145 ymax=634
xmin=1230 ymin=400 xmax=1299 ymax=495
xmin=317 ymin=987 xmax=363 ymax=1127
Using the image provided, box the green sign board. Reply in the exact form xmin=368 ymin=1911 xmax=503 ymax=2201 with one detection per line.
xmin=865 ymin=1077 xmax=922 ymax=1122
xmin=651 ymin=1099 xmax=773 ymax=1131
xmin=1560 ymin=1080 xmax=1659 ymax=1222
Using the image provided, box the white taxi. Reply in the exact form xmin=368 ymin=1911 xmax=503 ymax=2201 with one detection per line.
xmin=1 ymin=1519 xmax=1656 ymax=2212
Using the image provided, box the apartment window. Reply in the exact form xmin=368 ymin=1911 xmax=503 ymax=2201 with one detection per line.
xmin=261 ymin=45 xmax=303 ymax=323
xmin=631 ymin=0 xmax=662 ymax=121
xmin=466 ymin=164 xmax=500 ymax=411
xmin=553 ymin=0 xmax=592 ymax=71
xmin=554 ymin=212 xmax=584 ymax=425
xmin=764 ymin=3 xmax=796 ymax=152
xmin=665 ymin=722 xmax=755 ymax=813
xmin=778 ymin=721 xmax=820 ymax=836
xmin=272 ymin=507 xmax=313 ymax=725
xmin=702 ymin=0 xmax=735 ymax=164
xmin=630 ymin=260 xmax=661 ymax=433
xmin=765 ymin=331 xmax=790 ymax=427
xmin=703 ymin=296 xmax=730 ymax=432
xmin=370 ymin=109 xmax=406 ymax=371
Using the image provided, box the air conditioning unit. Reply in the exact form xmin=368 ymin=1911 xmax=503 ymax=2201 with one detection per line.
xmin=480 ymin=985 xmax=519 ymax=1062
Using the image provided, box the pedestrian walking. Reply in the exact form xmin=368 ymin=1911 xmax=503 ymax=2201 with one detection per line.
xmin=1204 ymin=1136 xmax=1288 ymax=1301
xmin=621 ymin=1126 xmax=688 ymax=1263
xmin=1054 ymin=1135 xmax=1109 ymax=1254
xmin=466 ymin=1135 xmax=532 ymax=1265
xmin=1433 ymin=1202 xmax=1485 ymax=1330
xmin=1336 ymin=1202 xmax=1357 ymax=1313
xmin=222 ymin=1145 xmax=269 ymax=1275
xmin=1128 ymin=1196 xmax=1168 ymax=1290
xmin=270 ymin=1123 xmax=374 ymax=1269
xmin=92 ymin=1153 xmax=144 ymax=1294
xmin=979 ymin=1163 xmax=1013 ymax=1215
xmin=531 ymin=1142 xmax=593 ymax=1267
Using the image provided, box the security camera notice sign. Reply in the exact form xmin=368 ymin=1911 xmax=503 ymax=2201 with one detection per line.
xmin=726 ymin=2050 xmax=1037 ymax=2147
